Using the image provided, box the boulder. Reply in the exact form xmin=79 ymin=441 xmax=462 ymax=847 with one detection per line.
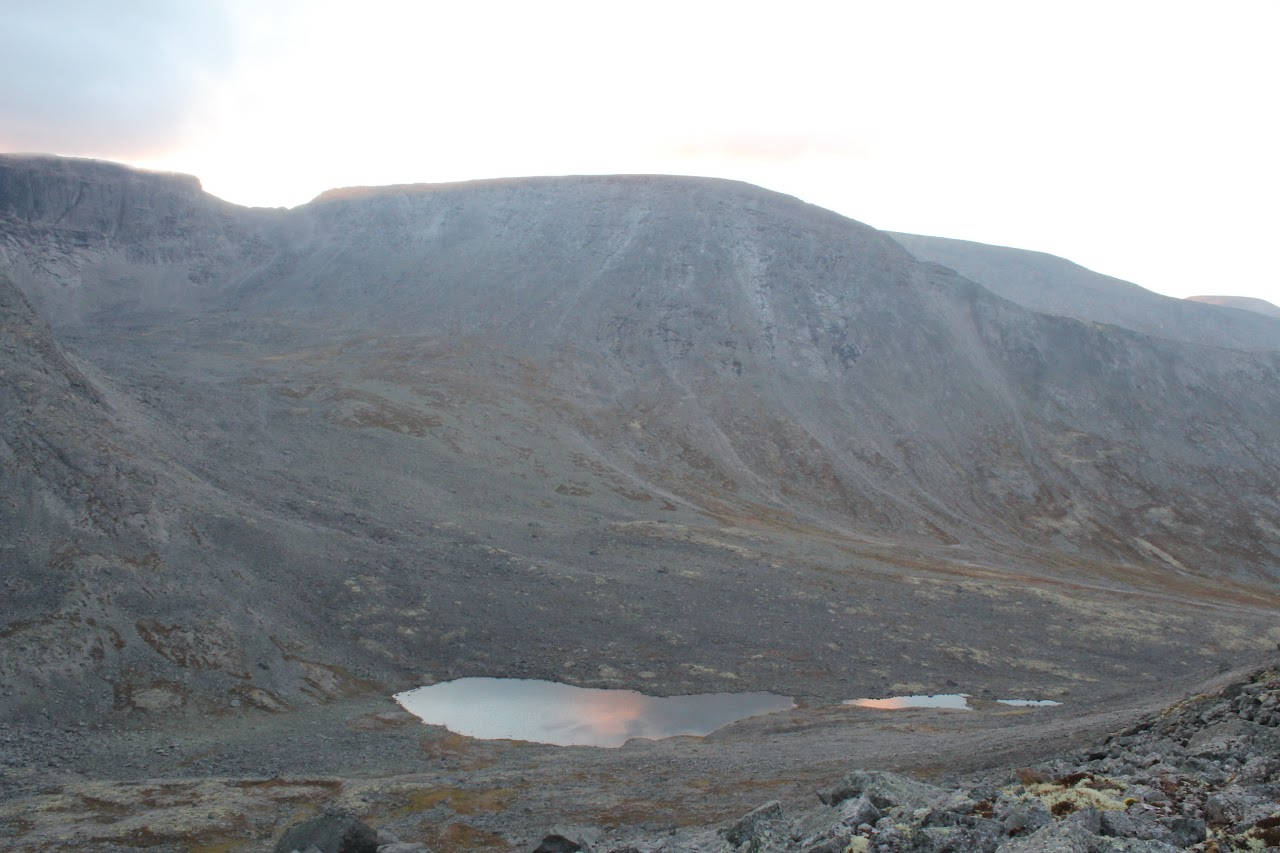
xmin=531 ymin=835 xmax=583 ymax=853
xmin=837 ymin=793 xmax=881 ymax=828
xmin=723 ymin=800 xmax=786 ymax=848
xmin=821 ymin=770 xmax=947 ymax=811
xmin=274 ymin=808 xmax=379 ymax=853
xmin=1164 ymin=817 xmax=1206 ymax=848
xmin=993 ymin=793 xmax=1051 ymax=837
xmin=995 ymin=820 xmax=1097 ymax=852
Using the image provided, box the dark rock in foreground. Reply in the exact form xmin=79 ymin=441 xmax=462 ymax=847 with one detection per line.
xmin=274 ymin=807 xmax=379 ymax=853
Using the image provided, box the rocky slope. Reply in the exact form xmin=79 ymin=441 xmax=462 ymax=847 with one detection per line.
xmin=1 ymin=155 xmax=1279 ymax=851
xmin=4 ymin=662 xmax=1277 ymax=851
xmin=888 ymin=232 xmax=1280 ymax=352
xmin=2 ymin=154 xmax=1280 ymax=717
xmin=581 ymin=665 xmax=1280 ymax=853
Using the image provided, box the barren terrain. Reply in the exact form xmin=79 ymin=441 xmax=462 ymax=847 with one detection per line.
xmin=1 ymin=155 xmax=1278 ymax=850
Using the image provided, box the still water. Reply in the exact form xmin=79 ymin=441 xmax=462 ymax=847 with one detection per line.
xmin=394 ymin=678 xmax=795 ymax=747
xmin=846 ymin=693 xmax=1063 ymax=710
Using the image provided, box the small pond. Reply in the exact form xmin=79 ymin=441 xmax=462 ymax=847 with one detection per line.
xmin=845 ymin=693 xmax=1063 ymax=710
xmin=394 ymin=678 xmax=795 ymax=747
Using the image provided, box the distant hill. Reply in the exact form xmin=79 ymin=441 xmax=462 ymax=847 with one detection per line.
xmin=1186 ymin=293 xmax=1280 ymax=318
xmin=889 ymin=232 xmax=1280 ymax=351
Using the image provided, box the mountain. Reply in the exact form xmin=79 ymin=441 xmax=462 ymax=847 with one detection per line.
xmin=1186 ymin=293 xmax=1280 ymax=318
xmin=2 ymin=154 xmax=1279 ymax=734
xmin=888 ymin=232 xmax=1280 ymax=351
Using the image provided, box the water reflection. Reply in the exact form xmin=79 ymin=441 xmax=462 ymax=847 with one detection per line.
xmin=846 ymin=694 xmax=1063 ymax=710
xmin=847 ymin=694 xmax=972 ymax=710
xmin=394 ymin=678 xmax=794 ymax=747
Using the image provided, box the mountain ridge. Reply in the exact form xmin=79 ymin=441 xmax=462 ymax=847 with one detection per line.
xmin=889 ymin=231 xmax=1280 ymax=352
xmin=1186 ymin=293 xmax=1280 ymax=318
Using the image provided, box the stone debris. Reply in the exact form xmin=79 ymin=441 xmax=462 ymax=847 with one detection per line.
xmin=259 ymin=667 xmax=1278 ymax=853
xmin=582 ymin=668 xmax=1280 ymax=852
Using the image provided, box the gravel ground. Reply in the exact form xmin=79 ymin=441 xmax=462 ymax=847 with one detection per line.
xmin=3 ymin=656 xmax=1276 ymax=851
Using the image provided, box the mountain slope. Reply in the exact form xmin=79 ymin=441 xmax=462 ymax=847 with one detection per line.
xmin=1186 ymin=293 xmax=1280 ymax=318
xmin=889 ymin=231 xmax=1280 ymax=351
xmin=2 ymin=156 xmax=1279 ymax=726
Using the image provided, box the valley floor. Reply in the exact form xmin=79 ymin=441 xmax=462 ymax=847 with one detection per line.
xmin=3 ymin=656 xmax=1276 ymax=852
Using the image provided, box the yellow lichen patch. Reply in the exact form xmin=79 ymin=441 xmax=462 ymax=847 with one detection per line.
xmin=1022 ymin=779 xmax=1129 ymax=813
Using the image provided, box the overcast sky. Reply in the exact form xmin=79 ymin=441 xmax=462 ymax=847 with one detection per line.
xmin=2 ymin=0 xmax=1277 ymax=304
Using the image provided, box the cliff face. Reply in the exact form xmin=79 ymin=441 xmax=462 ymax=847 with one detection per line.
xmin=1 ymin=157 xmax=1278 ymax=724
xmin=0 ymin=154 xmax=204 ymax=233
xmin=0 ymin=153 xmax=278 ymax=324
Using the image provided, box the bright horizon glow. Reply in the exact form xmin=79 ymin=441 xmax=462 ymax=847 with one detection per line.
xmin=4 ymin=1 xmax=1278 ymax=305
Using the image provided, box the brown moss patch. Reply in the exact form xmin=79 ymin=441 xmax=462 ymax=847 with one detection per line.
xmin=229 ymin=684 xmax=290 ymax=712
xmin=321 ymin=388 xmax=441 ymax=435
xmin=392 ymin=786 xmax=516 ymax=818
xmin=190 ymin=840 xmax=254 ymax=853
xmin=283 ymin=656 xmax=377 ymax=699
xmin=135 ymin=620 xmax=248 ymax=674
xmin=613 ymin=487 xmax=653 ymax=502
xmin=418 ymin=731 xmax=502 ymax=770
xmin=346 ymin=709 xmax=419 ymax=731
xmin=421 ymin=822 xmax=510 ymax=852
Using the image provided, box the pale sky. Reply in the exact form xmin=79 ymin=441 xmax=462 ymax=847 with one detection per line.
xmin=2 ymin=0 xmax=1278 ymax=304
